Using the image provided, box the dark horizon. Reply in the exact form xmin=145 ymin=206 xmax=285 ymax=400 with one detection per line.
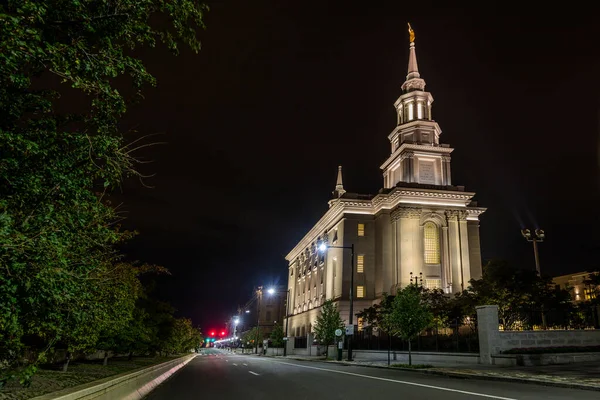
xmin=113 ymin=1 xmax=600 ymax=331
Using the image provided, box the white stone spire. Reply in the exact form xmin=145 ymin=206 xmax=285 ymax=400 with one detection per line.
xmin=334 ymin=165 xmax=346 ymax=197
xmin=401 ymin=23 xmax=426 ymax=92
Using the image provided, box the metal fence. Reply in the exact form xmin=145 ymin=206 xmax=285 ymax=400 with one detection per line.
xmin=294 ymin=336 xmax=308 ymax=348
xmin=352 ymin=324 xmax=479 ymax=353
xmin=499 ymin=305 xmax=600 ymax=331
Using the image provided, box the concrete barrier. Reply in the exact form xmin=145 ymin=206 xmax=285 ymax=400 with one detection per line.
xmin=31 ymin=354 xmax=196 ymax=400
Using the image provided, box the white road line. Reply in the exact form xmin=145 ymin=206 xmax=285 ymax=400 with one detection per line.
xmin=225 ymin=360 xmax=228 ymax=362
xmin=248 ymin=371 xmax=260 ymax=376
xmin=243 ymin=363 xmax=248 ymax=366
xmin=253 ymin=360 xmax=517 ymax=400
xmin=233 ymin=363 xmax=238 ymax=366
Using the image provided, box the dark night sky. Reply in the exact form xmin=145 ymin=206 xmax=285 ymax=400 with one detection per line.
xmin=114 ymin=1 xmax=600 ymax=330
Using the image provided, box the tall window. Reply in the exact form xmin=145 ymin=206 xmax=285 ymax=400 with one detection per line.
xmin=357 ymin=223 xmax=365 ymax=236
xmin=356 ymin=286 xmax=365 ymax=298
xmin=424 ymin=222 xmax=440 ymax=264
xmin=417 ymin=102 xmax=423 ymax=119
xmin=356 ymin=255 xmax=364 ymax=273
xmin=408 ymin=103 xmax=414 ymax=121
xmin=425 ymin=279 xmax=441 ymax=290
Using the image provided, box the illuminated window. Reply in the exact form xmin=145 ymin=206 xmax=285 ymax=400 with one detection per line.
xmin=357 ymin=255 xmax=364 ymax=273
xmin=357 ymin=317 xmax=364 ymax=331
xmin=357 ymin=223 xmax=365 ymax=237
xmin=417 ymin=102 xmax=423 ymax=119
xmin=424 ymin=222 xmax=440 ymax=264
xmin=425 ymin=279 xmax=441 ymax=289
xmin=408 ymin=103 xmax=414 ymax=121
xmin=584 ymin=288 xmax=595 ymax=301
xmin=356 ymin=286 xmax=365 ymax=298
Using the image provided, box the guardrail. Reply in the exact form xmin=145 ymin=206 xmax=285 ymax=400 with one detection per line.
xmin=31 ymin=353 xmax=197 ymax=400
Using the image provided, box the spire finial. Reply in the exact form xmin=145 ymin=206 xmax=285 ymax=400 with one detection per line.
xmin=334 ymin=165 xmax=346 ymax=198
xmin=402 ymin=22 xmax=426 ymax=92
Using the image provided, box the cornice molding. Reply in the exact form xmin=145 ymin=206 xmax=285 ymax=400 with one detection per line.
xmin=286 ymin=186 xmax=478 ymax=262
xmin=381 ymin=143 xmax=454 ymax=170
xmin=391 ymin=206 xmax=422 ymax=221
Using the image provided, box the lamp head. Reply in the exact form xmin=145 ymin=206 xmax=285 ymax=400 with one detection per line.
xmin=233 ymin=317 xmax=239 ymax=325
xmin=521 ymin=229 xmax=531 ymax=240
xmin=318 ymin=242 xmax=328 ymax=252
xmin=535 ymin=229 xmax=545 ymax=240
xmin=267 ymin=287 xmax=275 ymax=295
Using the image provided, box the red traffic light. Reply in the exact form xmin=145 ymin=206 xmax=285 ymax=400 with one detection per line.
xmin=220 ymin=331 xmax=225 ymax=336
xmin=210 ymin=331 xmax=215 ymax=336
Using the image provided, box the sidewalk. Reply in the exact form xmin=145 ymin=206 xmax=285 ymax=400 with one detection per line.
xmin=273 ymin=354 xmax=600 ymax=392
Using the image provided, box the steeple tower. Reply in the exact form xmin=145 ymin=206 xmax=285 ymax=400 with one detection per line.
xmin=380 ymin=23 xmax=453 ymax=189
xmin=333 ymin=165 xmax=346 ymax=198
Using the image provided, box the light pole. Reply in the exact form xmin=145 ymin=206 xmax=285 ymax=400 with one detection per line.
xmin=521 ymin=228 xmax=545 ymax=275
xmin=319 ymin=241 xmax=355 ymax=361
xmin=266 ymin=286 xmax=291 ymax=356
xmin=255 ymin=286 xmax=263 ymax=354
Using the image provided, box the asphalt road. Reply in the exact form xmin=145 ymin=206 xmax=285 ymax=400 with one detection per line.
xmin=146 ymin=349 xmax=598 ymax=400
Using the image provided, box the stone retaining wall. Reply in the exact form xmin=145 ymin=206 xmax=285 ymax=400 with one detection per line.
xmin=477 ymin=305 xmax=600 ymax=365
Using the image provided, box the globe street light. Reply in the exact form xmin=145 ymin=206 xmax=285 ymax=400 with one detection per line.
xmin=521 ymin=228 xmax=545 ymax=275
xmin=318 ymin=240 xmax=355 ymax=362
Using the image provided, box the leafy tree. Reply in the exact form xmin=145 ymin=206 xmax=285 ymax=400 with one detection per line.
xmin=384 ymin=285 xmax=432 ymax=365
xmin=270 ymin=323 xmax=284 ymax=348
xmin=357 ymin=293 xmax=395 ymax=364
xmin=0 ymin=0 xmax=206 ymax=384
xmin=421 ymin=288 xmax=451 ymax=351
xmin=241 ymin=327 xmax=259 ymax=354
xmin=459 ymin=260 xmax=572 ymax=330
xmin=313 ymin=300 xmax=344 ymax=359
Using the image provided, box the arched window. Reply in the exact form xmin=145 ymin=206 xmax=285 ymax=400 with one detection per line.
xmin=424 ymin=222 xmax=440 ymax=264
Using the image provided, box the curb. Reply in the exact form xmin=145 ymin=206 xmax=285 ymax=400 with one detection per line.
xmin=267 ymin=355 xmax=600 ymax=392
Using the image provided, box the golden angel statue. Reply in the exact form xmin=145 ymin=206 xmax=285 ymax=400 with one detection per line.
xmin=408 ymin=22 xmax=415 ymax=43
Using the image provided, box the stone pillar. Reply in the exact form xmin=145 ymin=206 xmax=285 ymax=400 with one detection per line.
xmin=476 ymin=305 xmax=499 ymax=365
xmin=441 ymin=226 xmax=451 ymax=292
xmin=442 ymin=155 xmax=452 ymax=185
xmin=285 ymin=336 xmax=294 ymax=355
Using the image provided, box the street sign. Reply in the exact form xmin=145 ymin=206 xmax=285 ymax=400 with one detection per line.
xmin=334 ymin=329 xmax=342 ymax=337
xmin=345 ymin=324 xmax=354 ymax=335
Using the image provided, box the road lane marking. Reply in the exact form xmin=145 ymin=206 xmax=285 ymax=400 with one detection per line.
xmin=243 ymin=363 xmax=248 ymax=366
xmin=254 ymin=360 xmax=516 ymax=400
xmin=233 ymin=363 xmax=238 ymax=366
xmin=225 ymin=360 xmax=228 ymax=362
xmin=248 ymin=371 xmax=260 ymax=376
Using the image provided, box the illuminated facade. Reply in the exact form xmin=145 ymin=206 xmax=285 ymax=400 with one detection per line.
xmin=284 ymin=35 xmax=486 ymax=337
xmin=553 ymin=272 xmax=599 ymax=302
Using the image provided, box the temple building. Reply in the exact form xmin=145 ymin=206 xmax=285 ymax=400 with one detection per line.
xmin=284 ymin=28 xmax=486 ymax=338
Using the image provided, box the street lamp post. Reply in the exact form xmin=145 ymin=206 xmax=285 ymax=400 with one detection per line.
xmin=319 ymin=241 xmax=355 ymax=361
xmin=284 ymin=288 xmax=290 ymax=356
xmin=255 ymin=286 xmax=263 ymax=354
xmin=264 ymin=286 xmax=291 ymax=356
xmin=521 ymin=228 xmax=545 ymax=275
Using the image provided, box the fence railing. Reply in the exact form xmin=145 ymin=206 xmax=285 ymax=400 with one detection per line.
xmin=294 ymin=336 xmax=307 ymax=348
xmin=499 ymin=305 xmax=600 ymax=331
xmin=352 ymin=325 xmax=479 ymax=353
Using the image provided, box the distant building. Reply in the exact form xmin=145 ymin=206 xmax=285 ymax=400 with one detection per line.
xmin=553 ymin=272 xmax=599 ymax=302
xmin=284 ymin=31 xmax=486 ymax=338
xmin=236 ymin=286 xmax=287 ymax=339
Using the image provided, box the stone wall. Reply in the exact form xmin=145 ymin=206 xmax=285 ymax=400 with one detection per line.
xmin=477 ymin=305 xmax=600 ymax=365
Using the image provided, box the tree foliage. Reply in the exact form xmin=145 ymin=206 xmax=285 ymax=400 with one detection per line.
xmin=270 ymin=323 xmax=284 ymax=348
xmin=384 ymin=285 xmax=432 ymax=365
xmin=313 ymin=300 xmax=344 ymax=359
xmin=0 ymin=0 xmax=207 ymax=384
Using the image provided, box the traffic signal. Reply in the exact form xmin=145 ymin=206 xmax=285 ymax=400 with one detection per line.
xmin=210 ymin=331 xmax=215 ymax=337
xmin=220 ymin=330 xmax=225 ymax=336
